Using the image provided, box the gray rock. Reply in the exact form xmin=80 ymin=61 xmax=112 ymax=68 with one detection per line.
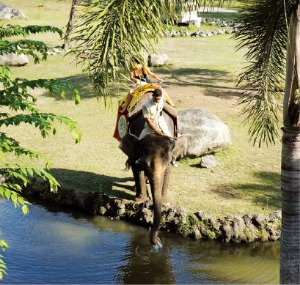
xmin=191 ymin=225 xmax=202 ymax=239
xmin=200 ymin=154 xmax=217 ymax=168
xmin=195 ymin=210 xmax=208 ymax=221
xmin=269 ymin=210 xmax=282 ymax=221
xmin=0 ymin=3 xmax=27 ymax=19
xmin=232 ymin=216 xmax=246 ymax=239
xmin=178 ymin=108 xmax=231 ymax=157
xmin=0 ymin=53 xmax=29 ymax=66
xmin=148 ymin=53 xmax=168 ymax=66
xmin=217 ymin=29 xmax=226 ymax=35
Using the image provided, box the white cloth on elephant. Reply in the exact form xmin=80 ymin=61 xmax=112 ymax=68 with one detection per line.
xmin=139 ymin=97 xmax=171 ymax=140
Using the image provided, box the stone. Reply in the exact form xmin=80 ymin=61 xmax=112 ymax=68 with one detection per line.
xmin=200 ymin=154 xmax=217 ymax=168
xmin=191 ymin=225 xmax=202 ymax=239
xmin=195 ymin=210 xmax=207 ymax=221
xmin=0 ymin=3 xmax=27 ymax=19
xmin=178 ymin=108 xmax=231 ymax=157
xmin=0 ymin=53 xmax=29 ymax=66
xmin=148 ymin=53 xmax=168 ymax=67
xmin=269 ymin=210 xmax=282 ymax=221
xmin=232 ymin=216 xmax=246 ymax=239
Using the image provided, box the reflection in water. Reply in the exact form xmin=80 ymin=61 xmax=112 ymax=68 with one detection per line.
xmin=168 ymin=237 xmax=279 ymax=284
xmin=115 ymin=237 xmax=176 ymax=284
xmin=90 ymin=215 xmax=176 ymax=284
xmin=0 ymin=199 xmax=279 ymax=284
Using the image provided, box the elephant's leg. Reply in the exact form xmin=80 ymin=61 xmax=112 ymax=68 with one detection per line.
xmin=132 ymin=165 xmax=148 ymax=202
xmin=161 ymin=166 xmax=171 ymax=204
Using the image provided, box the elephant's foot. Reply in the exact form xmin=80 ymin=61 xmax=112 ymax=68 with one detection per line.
xmin=161 ymin=196 xmax=169 ymax=205
xmin=152 ymin=238 xmax=163 ymax=251
xmin=150 ymin=228 xmax=162 ymax=247
xmin=135 ymin=195 xmax=148 ymax=203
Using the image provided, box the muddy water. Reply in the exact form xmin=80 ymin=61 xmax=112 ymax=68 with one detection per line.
xmin=0 ymin=199 xmax=279 ymax=284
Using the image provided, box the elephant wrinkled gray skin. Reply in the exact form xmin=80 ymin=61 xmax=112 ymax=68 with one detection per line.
xmin=119 ymin=92 xmax=187 ymax=245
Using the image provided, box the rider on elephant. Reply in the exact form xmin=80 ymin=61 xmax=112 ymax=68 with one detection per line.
xmin=119 ymin=61 xmax=175 ymax=114
xmin=139 ymin=88 xmax=171 ymax=139
xmin=138 ymin=88 xmax=178 ymax=167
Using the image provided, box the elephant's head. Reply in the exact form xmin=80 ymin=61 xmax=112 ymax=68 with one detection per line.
xmin=138 ymin=134 xmax=175 ymax=172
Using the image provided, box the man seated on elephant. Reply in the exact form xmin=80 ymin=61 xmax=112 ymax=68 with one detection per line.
xmin=119 ymin=60 xmax=175 ymax=114
xmin=138 ymin=88 xmax=178 ymax=167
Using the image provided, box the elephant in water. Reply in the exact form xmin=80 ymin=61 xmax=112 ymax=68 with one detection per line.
xmin=119 ymin=92 xmax=187 ymax=245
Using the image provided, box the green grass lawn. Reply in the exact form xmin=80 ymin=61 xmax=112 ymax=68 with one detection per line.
xmin=3 ymin=0 xmax=281 ymax=217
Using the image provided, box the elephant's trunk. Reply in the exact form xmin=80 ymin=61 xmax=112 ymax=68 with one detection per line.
xmin=150 ymin=191 xmax=162 ymax=245
xmin=149 ymin=166 xmax=163 ymax=245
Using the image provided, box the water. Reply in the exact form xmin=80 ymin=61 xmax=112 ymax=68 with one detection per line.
xmin=0 ymin=199 xmax=279 ymax=284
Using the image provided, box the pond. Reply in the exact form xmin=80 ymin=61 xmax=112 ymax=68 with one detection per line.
xmin=0 ymin=199 xmax=279 ymax=284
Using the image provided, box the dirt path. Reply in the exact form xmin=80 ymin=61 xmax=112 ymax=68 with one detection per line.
xmin=164 ymin=84 xmax=241 ymax=118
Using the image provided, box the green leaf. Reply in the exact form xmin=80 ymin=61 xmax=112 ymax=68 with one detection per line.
xmin=22 ymin=205 xmax=30 ymax=215
xmin=0 ymin=240 xmax=9 ymax=251
xmin=234 ymin=0 xmax=289 ymax=146
xmin=4 ymin=190 xmax=11 ymax=200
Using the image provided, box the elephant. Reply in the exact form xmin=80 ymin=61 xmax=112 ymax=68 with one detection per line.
xmin=119 ymin=91 xmax=188 ymax=246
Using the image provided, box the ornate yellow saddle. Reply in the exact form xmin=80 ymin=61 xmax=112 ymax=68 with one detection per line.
xmin=114 ymin=84 xmax=175 ymax=141
xmin=118 ymin=84 xmax=174 ymax=113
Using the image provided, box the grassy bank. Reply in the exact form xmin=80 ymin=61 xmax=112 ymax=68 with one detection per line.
xmin=3 ymin=0 xmax=281 ymax=217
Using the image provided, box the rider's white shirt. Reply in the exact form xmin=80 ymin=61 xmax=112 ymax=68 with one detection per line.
xmin=139 ymin=97 xmax=171 ymax=140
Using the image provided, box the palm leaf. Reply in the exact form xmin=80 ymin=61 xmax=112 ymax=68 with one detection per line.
xmin=234 ymin=0 xmax=295 ymax=146
xmin=71 ymin=0 xmax=210 ymax=98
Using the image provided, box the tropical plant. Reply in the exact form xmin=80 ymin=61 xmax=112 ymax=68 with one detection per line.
xmin=0 ymin=24 xmax=81 ymax=279
xmin=71 ymin=0 xmax=214 ymax=98
xmin=71 ymin=0 xmax=299 ymax=283
xmin=63 ymin=0 xmax=84 ymax=49
xmin=234 ymin=0 xmax=299 ymax=283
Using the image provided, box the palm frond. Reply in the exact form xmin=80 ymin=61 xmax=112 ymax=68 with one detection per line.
xmin=71 ymin=0 xmax=213 ymax=98
xmin=234 ymin=0 xmax=295 ymax=146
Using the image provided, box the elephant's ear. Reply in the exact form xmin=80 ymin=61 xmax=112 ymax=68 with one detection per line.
xmin=119 ymin=133 xmax=140 ymax=159
xmin=173 ymin=136 xmax=188 ymax=160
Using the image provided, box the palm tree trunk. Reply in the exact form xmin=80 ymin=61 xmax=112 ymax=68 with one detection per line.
xmin=280 ymin=7 xmax=300 ymax=284
xmin=63 ymin=0 xmax=83 ymax=49
xmin=280 ymin=127 xmax=300 ymax=284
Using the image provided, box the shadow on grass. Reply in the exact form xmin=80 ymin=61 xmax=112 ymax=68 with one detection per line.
xmin=49 ymin=168 xmax=136 ymax=201
xmin=39 ymin=66 xmax=239 ymax=103
xmin=212 ymin=171 xmax=281 ymax=210
xmin=39 ymin=73 xmax=128 ymax=102
xmin=155 ymin=67 xmax=240 ymax=99
xmin=156 ymin=67 xmax=230 ymax=85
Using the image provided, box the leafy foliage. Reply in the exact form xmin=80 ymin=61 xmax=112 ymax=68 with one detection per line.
xmin=71 ymin=0 xmax=212 ymax=98
xmin=0 ymin=239 xmax=8 ymax=279
xmin=234 ymin=0 xmax=296 ymax=146
xmin=0 ymin=23 xmax=81 ymax=279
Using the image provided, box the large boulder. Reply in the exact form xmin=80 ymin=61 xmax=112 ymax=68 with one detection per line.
xmin=148 ymin=53 xmax=168 ymax=67
xmin=178 ymin=108 xmax=231 ymax=157
xmin=0 ymin=53 xmax=29 ymax=66
xmin=0 ymin=3 xmax=27 ymax=19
